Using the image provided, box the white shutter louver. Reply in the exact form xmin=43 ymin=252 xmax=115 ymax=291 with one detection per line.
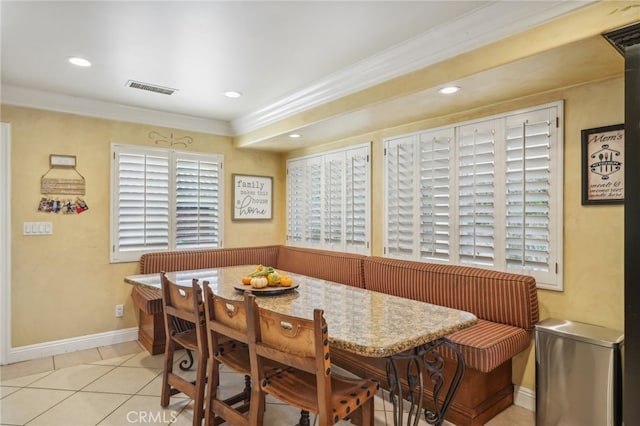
xmin=175 ymin=153 xmax=222 ymax=249
xmin=116 ymin=149 xmax=170 ymax=254
xmin=385 ymin=136 xmax=417 ymax=258
xmin=457 ymin=122 xmax=497 ymax=266
xmin=382 ymin=102 xmax=562 ymax=290
xmin=286 ymin=159 xmax=305 ymax=244
xmin=419 ymin=131 xmax=453 ymax=262
xmin=505 ymin=109 xmax=553 ymax=276
xmin=286 ymin=143 xmax=371 ymax=254
xmin=345 ymin=147 xmax=369 ymax=253
xmin=305 ymin=158 xmax=322 ymax=245
xmin=324 ymin=153 xmax=343 ymax=247
xmin=111 ymin=144 xmax=224 ymax=262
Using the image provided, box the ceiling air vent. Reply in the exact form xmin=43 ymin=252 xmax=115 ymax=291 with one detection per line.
xmin=602 ymin=22 xmax=640 ymax=56
xmin=125 ymin=80 xmax=178 ymax=95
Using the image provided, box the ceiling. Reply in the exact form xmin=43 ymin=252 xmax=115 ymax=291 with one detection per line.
xmin=1 ymin=1 xmax=636 ymax=151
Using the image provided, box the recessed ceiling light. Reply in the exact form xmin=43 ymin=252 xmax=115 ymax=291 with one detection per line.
xmin=68 ymin=57 xmax=92 ymax=67
xmin=289 ymin=133 xmax=301 ymax=139
xmin=438 ymin=86 xmax=460 ymax=95
xmin=224 ymin=91 xmax=242 ymax=98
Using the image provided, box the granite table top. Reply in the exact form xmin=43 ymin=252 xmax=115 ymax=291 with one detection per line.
xmin=125 ymin=265 xmax=477 ymax=358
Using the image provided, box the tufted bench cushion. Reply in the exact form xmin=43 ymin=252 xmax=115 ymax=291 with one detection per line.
xmin=442 ymin=319 xmax=532 ymax=373
xmin=131 ymin=285 xmax=163 ymax=315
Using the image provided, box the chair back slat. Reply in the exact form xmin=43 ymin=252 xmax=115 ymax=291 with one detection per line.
xmin=159 ymin=274 xmax=208 ymax=426
xmin=212 ymin=295 xmax=249 ymax=337
xmin=160 ymin=274 xmax=205 ymax=337
xmin=244 ymin=293 xmax=378 ymax=425
xmin=202 ymin=283 xmax=253 ymax=426
xmin=246 ymin=294 xmax=333 ymax=413
xmin=259 ymin=309 xmax=318 ymax=358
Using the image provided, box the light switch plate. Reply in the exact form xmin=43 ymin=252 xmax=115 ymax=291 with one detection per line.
xmin=23 ymin=222 xmax=53 ymax=235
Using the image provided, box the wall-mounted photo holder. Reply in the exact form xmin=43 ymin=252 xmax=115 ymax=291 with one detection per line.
xmin=581 ymin=124 xmax=624 ymax=205
xmin=232 ymin=174 xmax=273 ymax=220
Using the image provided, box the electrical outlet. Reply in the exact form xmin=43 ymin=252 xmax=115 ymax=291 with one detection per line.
xmin=115 ymin=304 xmax=124 ymax=318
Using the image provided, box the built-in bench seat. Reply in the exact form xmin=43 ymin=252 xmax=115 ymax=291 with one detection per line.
xmin=330 ymin=256 xmax=538 ymax=426
xmin=129 ymin=245 xmax=538 ymax=426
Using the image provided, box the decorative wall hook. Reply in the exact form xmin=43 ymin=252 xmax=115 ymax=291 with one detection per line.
xmin=148 ymin=131 xmax=194 ymax=147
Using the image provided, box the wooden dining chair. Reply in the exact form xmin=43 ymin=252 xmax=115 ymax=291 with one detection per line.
xmin=244 ymin=293 xmax=380 ymax=426
xmin=160 ymin=274 xmax=208 ymax=426
xmin=202 ymin=283 xmax=253 ymax=426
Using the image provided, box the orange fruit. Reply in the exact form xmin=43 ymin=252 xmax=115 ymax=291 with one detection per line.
xmin=279 ymin=276 xmax=293 ymax=287
xmin=241 ymin=276 xmax=252 ymax=285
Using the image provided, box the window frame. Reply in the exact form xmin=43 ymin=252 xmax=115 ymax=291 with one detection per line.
xmin=383 ymin=101 xmax=564 ymax=291
xmin=110 ymin=143 xmax=224 ymax=263
xmin=286 ymin=143 xmax=371 ymax=255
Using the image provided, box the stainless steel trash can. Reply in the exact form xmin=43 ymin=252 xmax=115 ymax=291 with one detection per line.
xmin=535 ymin=318 xmax=624 ymax=426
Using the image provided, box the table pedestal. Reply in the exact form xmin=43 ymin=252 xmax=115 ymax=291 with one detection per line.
xmin=386 ymin=338 xmax=465 ymax=426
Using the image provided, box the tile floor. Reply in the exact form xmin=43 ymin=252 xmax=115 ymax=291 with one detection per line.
xmin=0 ymin=341 xmax=534 ymax=425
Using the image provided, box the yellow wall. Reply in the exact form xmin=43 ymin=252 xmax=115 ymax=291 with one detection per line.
xmin=286 ymin=76 xmax=625 ymax=391
xmin=1 ymin=105 xmax=285 ymax=347
xmin=2 ymin=74 xmax=624 ymax=392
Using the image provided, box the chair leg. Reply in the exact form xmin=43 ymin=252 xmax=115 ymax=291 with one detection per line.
xmin=204 ymin=358 xmax=220 ymax=426
xmin=358 ymin=399 xmax=374 ymax=426
xmin=193 ymin=351 xmax=208 ymax=426
xmin=161 ymin=339 xmax=175 ymax=407
xmin=248 ymin=381 xmax=265 ymax=426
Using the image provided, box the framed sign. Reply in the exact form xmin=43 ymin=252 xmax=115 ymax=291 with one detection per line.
xmin=581 ymin=124 xmax=624 ymax=205
xmin=232 ymin=174 xmax=273 ymax=220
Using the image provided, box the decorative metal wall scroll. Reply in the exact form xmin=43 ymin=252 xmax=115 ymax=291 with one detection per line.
xmin=148 ymin=131 xmax=194 ymax=147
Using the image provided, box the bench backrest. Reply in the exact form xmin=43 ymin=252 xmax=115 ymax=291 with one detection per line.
xmin=363 ymin=256 xmax=539 ymax=330
xmin=139 ymin=245 xmax=281 ymax=274
xmin=276 ymin=246 xmax=366 ymax=288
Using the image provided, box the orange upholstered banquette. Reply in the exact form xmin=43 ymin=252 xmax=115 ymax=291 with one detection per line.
xmin=129 ymin=245 xmax=538 ymax=426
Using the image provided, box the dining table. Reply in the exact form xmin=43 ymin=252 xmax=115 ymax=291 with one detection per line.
xmin=125 ymin=265 xmax=477 ymax=426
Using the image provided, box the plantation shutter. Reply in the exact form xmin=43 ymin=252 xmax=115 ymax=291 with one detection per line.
xmin=305 ymin=157 xmax=322 ymax=245
xmin=504 ymin=107 xmax=556 ymax=282
xmin=323 ymin=152 xmax=343 ymax=248
xmin=111 ymin=144 xmax=224 ymax=263
xmin=385 ymin=135 xmax=418 ymax=258
xmin=418 ymin=129 xmax=454 ymax=262
xmin=382 ymin=102 xmax=562 ymax=290
xmin=114 ymin=146 xmax=170 ymax=255
xmin=174 ymin=152 xmax=222 ymax=249
xmin=286 ymin=143 xmax=371 ymax=254
xmin=286 ymin=159 xmax=305 ymax=244
xmin=345 ymin=146 xmax=370 ymax=253
xmin=457 ymin=120 xmax=497 ymax=266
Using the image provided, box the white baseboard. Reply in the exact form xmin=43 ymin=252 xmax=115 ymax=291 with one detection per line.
xmin=4 ymin=327 xmax=138 ymax=365
xmin=514 ymin=385 xmax=536 ymax=412
xmin=4 ymin=327 xmax=539 ymax=413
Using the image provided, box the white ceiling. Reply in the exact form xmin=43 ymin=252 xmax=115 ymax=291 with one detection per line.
xmin=1 ymin=1 xmax=601 ymax=148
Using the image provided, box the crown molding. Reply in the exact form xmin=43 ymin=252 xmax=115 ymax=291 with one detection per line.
xmin=230 ymin=1 xmax=594 ymax=135
xmin=0 ymin=85 xmax=233 ymax=136
xmin=1 ymin=1 xmax=593 ymax=139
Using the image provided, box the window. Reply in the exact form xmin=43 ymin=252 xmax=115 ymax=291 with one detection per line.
xmin=384 ymin=102 xmax=563 ymax=290
xmin=110 ymin=144 xmax=223 ymax=262
xmin=286 ymin=143 xmax=371 ymax=254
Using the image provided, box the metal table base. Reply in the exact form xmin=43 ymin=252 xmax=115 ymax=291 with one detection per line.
xmin=386 ymin=338 xmax=465 ymax=426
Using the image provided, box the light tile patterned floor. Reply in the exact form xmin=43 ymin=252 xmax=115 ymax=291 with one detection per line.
xmin=0 ymin=342 xmax=534 ymax=425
